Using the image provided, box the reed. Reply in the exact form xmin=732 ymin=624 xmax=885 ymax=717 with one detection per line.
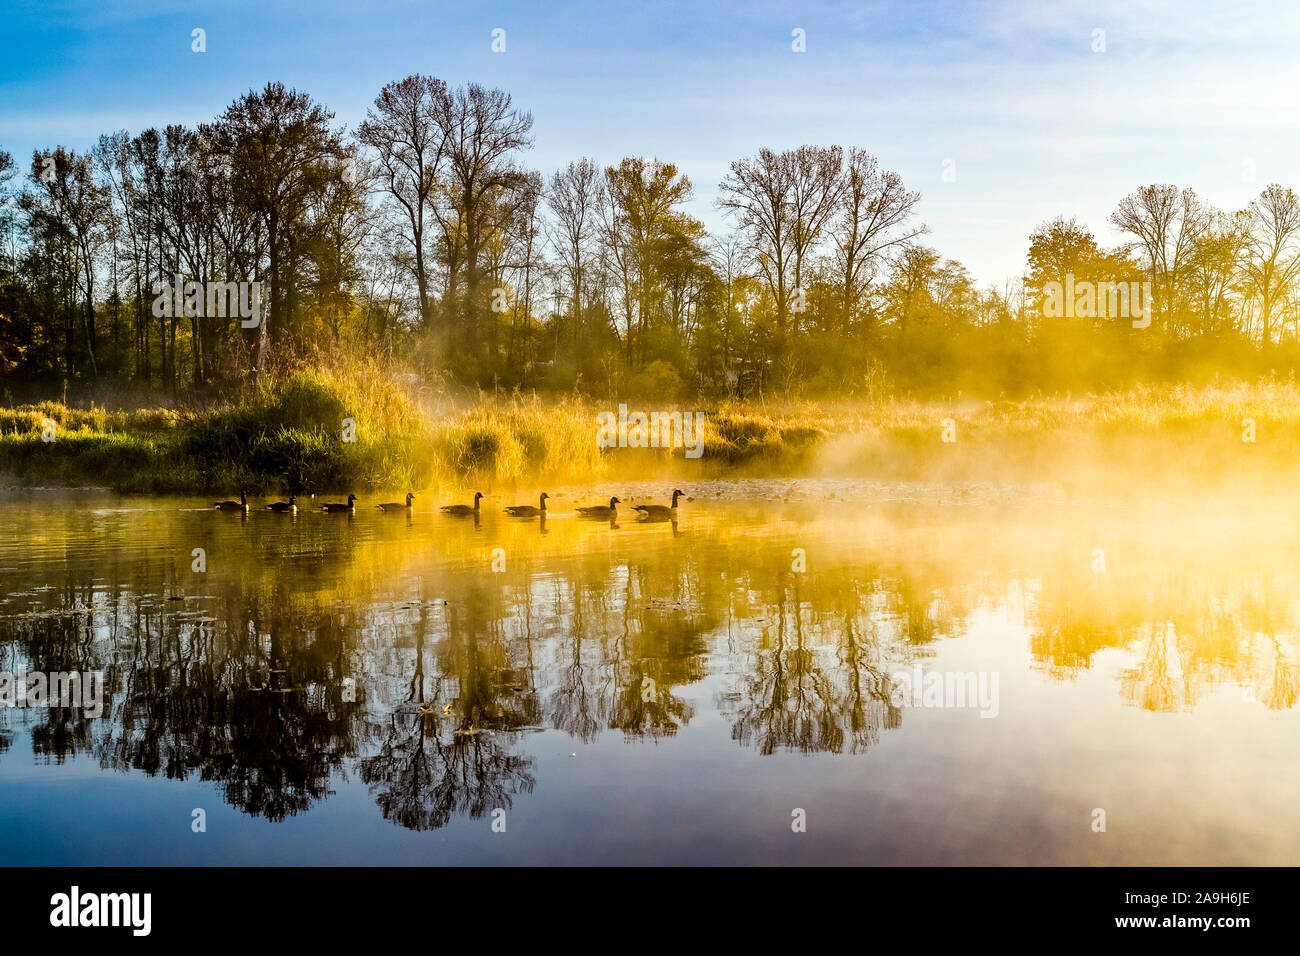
xmin=3 ymin=375 xmax=1300 ymax=493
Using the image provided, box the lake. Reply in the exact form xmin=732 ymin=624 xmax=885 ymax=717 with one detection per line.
xmin=1 ymin=479 xmax=1297 ymax=865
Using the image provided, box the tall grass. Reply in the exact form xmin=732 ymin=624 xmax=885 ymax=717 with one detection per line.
xmin=0 ymin=359 xmax=609 ymax=492
xmin=3 ymin=371 xmax=1300 ymax=492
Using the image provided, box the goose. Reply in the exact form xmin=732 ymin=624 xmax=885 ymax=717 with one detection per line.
xmin=321 ymin=494 xmax=358 ymax=513
xmin=441 ymin=492 xmax=484 ymax=516
xmin=377 ymin=493 xmax=415 ymax=513
xmin=266 ymin=493 xmax=297 ymax=514
xmin=633 ymin=489 xmax=684 ymax=521
xmin=576 ymin=496 xmax=620 ymax=519
xmin=505 ymin=492 xmax=549 ymax=517
xmin=214 ymin=490 xmax=249 ymax=513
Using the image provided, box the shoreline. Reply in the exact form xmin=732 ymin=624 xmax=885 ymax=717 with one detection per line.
xmin=2 ymin=378 xmax=1298 ymax=495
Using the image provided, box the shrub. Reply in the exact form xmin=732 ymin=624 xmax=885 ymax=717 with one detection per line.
xmin=625 ymin=360 xmax=687 ymax=402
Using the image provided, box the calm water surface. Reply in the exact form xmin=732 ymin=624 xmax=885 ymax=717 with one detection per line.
xmin=1 ymin=480 xmax=1297 ymax=865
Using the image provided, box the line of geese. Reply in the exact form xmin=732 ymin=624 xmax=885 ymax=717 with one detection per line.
xmin=213 ymin=489 xmax=685 ymax=521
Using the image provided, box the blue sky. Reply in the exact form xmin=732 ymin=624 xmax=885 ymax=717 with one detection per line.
xmin=2 ymin=0 xmax=1298 ymax=284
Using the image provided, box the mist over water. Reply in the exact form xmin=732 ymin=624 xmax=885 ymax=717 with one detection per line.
xmin=0 ymin=481 xmax=1297 ymax=864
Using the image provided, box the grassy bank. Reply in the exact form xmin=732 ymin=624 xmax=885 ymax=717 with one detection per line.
xmin=0 ymin=368 xmax=602 ymax=493
xmin=1 ymin=370 xmax=1298 ymax=494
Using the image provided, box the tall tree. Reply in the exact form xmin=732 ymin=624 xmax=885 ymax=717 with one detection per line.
xmin=358 ymin=75 xmax=448 ymax=330
xmin=0 ymin=147 xmax=22 ymax=374
xmin=1186 ymin=209 xmax=1249 ymax=337
xmin=718 ymin=146 xmax=843 ymax=362
xmin=602 ymin=157 xmax=699 ymax=366
xmin=23 ymin=148 xmax=107 ymax=376
xmin=831 ymin=149 xmax=923 ymax=333
xmin=1109 ymin=184 xmax=1208 ymax=331
xmin=203 ymin=83 xmax=345 ymax=373
xmin=0 ymin=148 xmax=16 ymax=269
xmin=1243 ymin=184 xmax=1300 ymax=344
xmin=433 ymin=83 xmax=533 ymax=368
xmin=786 ymin=145 xmax=844 ymax=309
xmin=547 ymin=158 xmax=602 ymax=343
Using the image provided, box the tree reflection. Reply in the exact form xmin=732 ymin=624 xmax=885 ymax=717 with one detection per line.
xmin=722 ymin=573 xmax=902 ymax=754
xmin=1 ymin=499 xmax=1297 ymax=834
xmin=359 ymin=624 xmax=537 ymax=830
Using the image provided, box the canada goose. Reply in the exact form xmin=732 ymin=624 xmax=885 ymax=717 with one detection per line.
xmin=377 ymin=493 xmax=415 ymax=512
xmin=441 ymin=492 xmax=484 ymax=516
xmin=633 ymin=489 xmax=684 ymax=521
xmin=215 ymin=490 xmax=249 ymax=513
xmin=576 ymin=496 xmax=620 ymax=519
xmin=321 ymin=494 xmax=358 ymax=513
xmin=266 ymin=493 xmax=297 ymax=514
xmin=505 ymin=492 xmax=549 ymax=517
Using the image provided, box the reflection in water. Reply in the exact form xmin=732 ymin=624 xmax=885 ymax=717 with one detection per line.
xmin=0 ymin=488 xmax=1298 ymax=861
xmin=358 ymin=626 xmax=538 ymax=831
xmin=722 ymin=576 xmax=901 ymax=755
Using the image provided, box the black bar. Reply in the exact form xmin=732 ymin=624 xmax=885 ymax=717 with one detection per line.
xmin=3 ymin=866 xmax=1283 ymax=942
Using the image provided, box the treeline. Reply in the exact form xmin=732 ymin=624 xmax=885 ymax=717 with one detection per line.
xmin=2 ymin=76 xmax=1300 ymax=404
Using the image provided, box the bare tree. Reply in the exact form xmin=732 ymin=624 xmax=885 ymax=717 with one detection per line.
xmin=546 ymin=158 xmax=602 ymax=343
xmin=831 ymin=149 xmax=924 ymax=332
xmin=787 ymin=145 xmax=844 ymax=302
xmin=1109 ymin=184 xmax=1209 ymax=330
xmin=1186 ymin=209 xmax=1249 ymax=337
xmin=1244 ymin=184 xmax=1300 ymax=343
xmin=718 ymin=145 xmax=843 ymax=357
xmin=358 ymin=75 xmax=449 ymax=330
xmin=718 ymin=148 xmax=795 ymax=348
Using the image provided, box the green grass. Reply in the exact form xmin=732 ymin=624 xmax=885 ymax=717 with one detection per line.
xmin=2 ymin=372 xmax=1298 ymax=493
xmin=0 ymin=366 xmax=606 ymax=492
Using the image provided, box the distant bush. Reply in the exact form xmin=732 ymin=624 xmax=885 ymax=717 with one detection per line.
xmin=625 ymin=360 xmax=687 ymax=402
